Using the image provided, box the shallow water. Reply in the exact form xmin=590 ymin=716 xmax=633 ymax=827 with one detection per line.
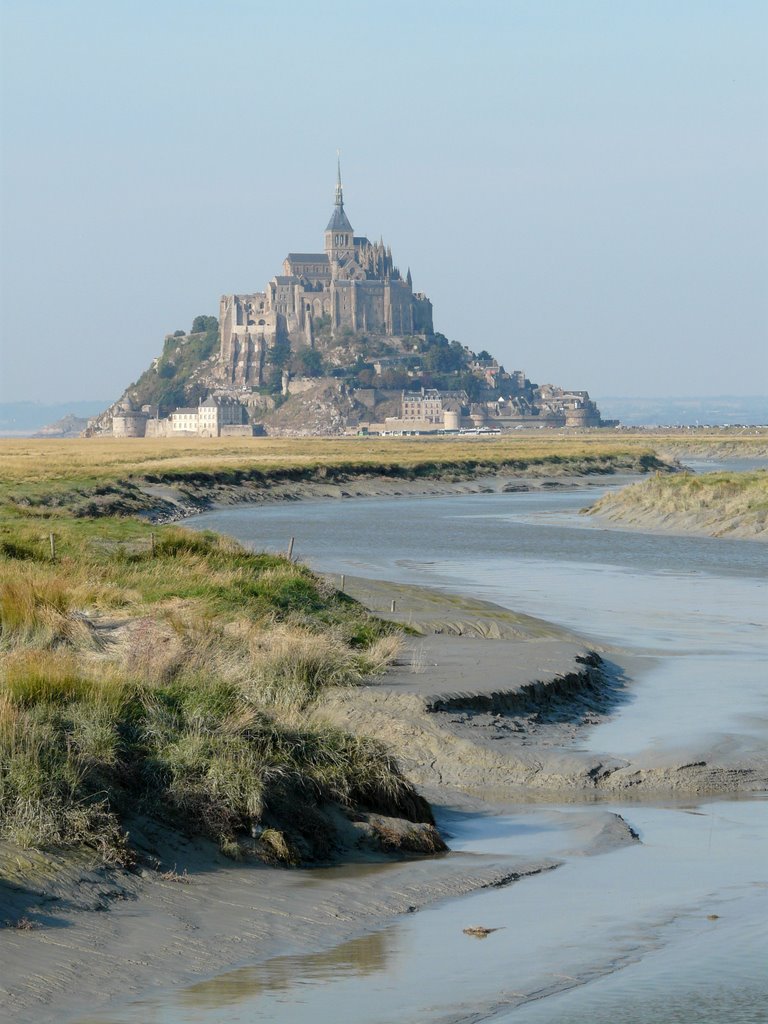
xmin=82 ymin=801 xmax=768 ymax=1024
xmin=92 ymin=473 xmax=768 ymax=1023
xmin=193 ymin=482 xmax=767 ymax=760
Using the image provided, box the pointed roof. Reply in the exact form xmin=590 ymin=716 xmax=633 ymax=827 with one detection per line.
xmin=326 ymin=154 xmax=353 ymax=232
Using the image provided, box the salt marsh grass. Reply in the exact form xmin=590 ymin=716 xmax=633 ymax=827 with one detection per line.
xmin=0 ymin=517 xmax=410 ymax=863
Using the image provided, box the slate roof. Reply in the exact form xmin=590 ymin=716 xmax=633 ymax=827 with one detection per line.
xmin=325 ymin=205 xmax=353 ymax=231
xmin=287 ymin=253 xmax=329 ymax=264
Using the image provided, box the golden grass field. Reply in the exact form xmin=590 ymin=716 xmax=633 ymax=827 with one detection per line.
xmin=1 ymin=434 xmax=632 ymax=487
xmin=2 ymin=429 xmax=766 ymax=497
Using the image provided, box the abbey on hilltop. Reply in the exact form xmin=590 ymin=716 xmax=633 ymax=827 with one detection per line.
xmin=219 ymin=160 xmax=433 ymax=388
xmin=95 ymin=161 xmax=613 ymax=438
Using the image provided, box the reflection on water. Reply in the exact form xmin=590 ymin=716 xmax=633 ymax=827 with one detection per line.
xmin=177 ymin=930 xmax=392 ymax=1010
xmin=503 ymin=883 xmax=768 ymax=1024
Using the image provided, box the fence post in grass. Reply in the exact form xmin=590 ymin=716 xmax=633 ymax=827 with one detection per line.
xmin=49 ymin=532 xmax=56 ymax=561
xmin=286 ymin=536 xmax=295 ymax=561
xmin=340 ymin=574 xmax=345 ymax=592
xmin=150 ymin=532 xmax=156 ymax=557
xmin=390 ymin=599 xmax=396 ymax=613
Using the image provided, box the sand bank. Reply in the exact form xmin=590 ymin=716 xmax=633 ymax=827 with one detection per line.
xmin=322 ymin=578 xmax=768 ymax=797
xmin=0 ymin=581 xmax=632 ymax=1023
xmin=586 ymin=470 xmax=768 ymax=541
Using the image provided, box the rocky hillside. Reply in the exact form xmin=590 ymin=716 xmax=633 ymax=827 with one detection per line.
xmin=91 ymin=311 xmax=608 ymax=436
xmin=88 ymin=316 xmax=221 ymax=434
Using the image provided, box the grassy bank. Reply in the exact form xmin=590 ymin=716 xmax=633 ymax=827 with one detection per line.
xmin=587 ymin=470 xmax=768 ymax=540
xmin=0 ymin=519 xmax=442 ymax=867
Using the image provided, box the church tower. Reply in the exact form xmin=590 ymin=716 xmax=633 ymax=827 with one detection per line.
xmin=324 ymin=157 xmax=354 ymax=266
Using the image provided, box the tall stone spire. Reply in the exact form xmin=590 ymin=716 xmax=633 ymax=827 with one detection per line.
xmin=335 ymin=151 xmax=344 ymax=207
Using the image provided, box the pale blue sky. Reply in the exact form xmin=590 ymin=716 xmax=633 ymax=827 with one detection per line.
xmin=1 ymin=0 xmax=766 ymax=403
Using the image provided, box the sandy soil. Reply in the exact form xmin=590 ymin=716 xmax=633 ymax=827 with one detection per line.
xmin=2 ymin=578 xmax=765 ymax=1023
xmin=586 ymin=501 xmax=768 ymax=541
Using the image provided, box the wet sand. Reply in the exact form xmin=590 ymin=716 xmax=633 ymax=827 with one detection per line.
xmin=140 ymin=470 xmax=639 ymax=524
xmin=321 ymin=578 xmax=768 ymax=797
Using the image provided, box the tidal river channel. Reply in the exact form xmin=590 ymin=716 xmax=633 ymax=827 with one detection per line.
xmin=107 ymin=464 xmax=768 ymax=1023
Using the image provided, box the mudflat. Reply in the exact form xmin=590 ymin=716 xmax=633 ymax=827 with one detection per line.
xmin=3 ymin=577 xmax=765 ymax=1024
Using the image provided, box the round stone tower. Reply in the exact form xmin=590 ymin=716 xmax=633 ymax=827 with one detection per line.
xmin=112 ymin=397 xmax=148 ymax=438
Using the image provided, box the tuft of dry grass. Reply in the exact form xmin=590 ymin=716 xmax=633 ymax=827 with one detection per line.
xmin=4 ymin=916 xmax=38 ymax=930
xmin=247 ymin=626 xmax=373 ymax=709
xmin=157 ymin=866 xmax=191 ymax=883
xmin=369 ymin=819 xmax=448 ymax=855
xmin=258 ymin=828 xmax=300 ymax=866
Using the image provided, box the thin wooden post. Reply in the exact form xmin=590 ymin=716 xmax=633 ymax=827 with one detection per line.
xmin=340 ymin=574 xmax=345 ymax=592
xmin=150 ymin=532 xmax=156 ymax=557
xmin=286 ymin=537 xmax=295 ymax=561
xmin=390 ymin=599 xmax=396 ymax=613
xmin=49 ymin=532 xmax=56 ymax=561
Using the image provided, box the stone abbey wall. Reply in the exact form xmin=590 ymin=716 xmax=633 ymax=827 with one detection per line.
xmin=218 ymin=169 xmax=433 ymax=388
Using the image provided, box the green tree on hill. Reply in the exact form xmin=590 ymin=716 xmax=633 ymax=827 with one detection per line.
xmin=266 ymin=338 xmax=291 ymax=392
xmin=191 ymin=314 xmax=218 ymax=334
xmin=299 ymin=348 xmax=324 ymax=377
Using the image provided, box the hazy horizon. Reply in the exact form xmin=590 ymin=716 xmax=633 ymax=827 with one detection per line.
xmin=1 ymin=1 xmax=766 ymax=404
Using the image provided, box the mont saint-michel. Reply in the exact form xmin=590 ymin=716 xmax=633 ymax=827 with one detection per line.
xmin=93 ymin=165 xmax=611 ymax=438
